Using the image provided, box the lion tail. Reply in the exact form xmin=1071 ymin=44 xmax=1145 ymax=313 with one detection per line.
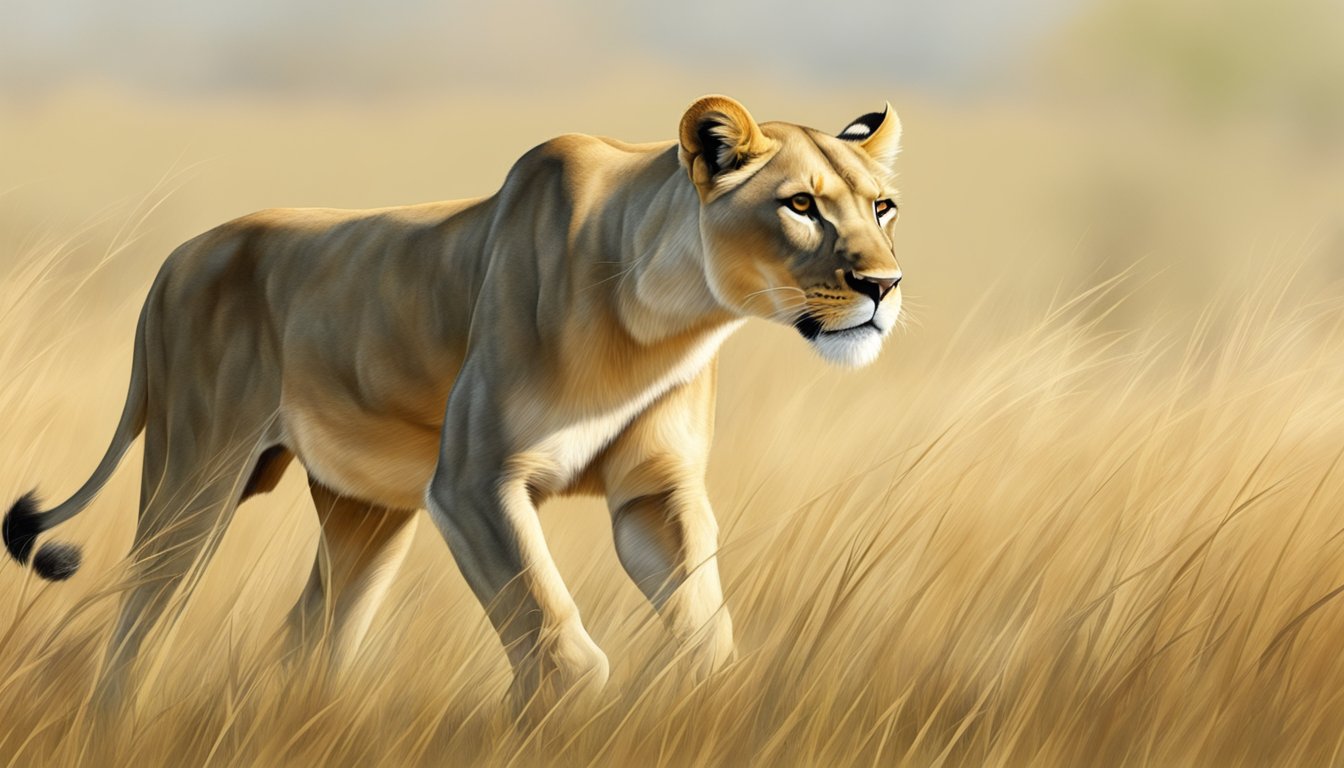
xmin=4 ymin=302 xmax=150 ymax=581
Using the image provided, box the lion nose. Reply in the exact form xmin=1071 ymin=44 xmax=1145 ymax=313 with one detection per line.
xmin=843 ymin=270 xmax=902 ymax=304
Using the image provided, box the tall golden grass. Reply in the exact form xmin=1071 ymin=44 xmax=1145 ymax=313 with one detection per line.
xmin=2 ymin=92 xmax=1343 ymax=766
xmin=4 ymin=228 xmax=1344 ymax=766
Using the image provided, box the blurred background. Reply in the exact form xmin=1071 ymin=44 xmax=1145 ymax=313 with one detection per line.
xmin=3 ymin=0 xmax=1342 ymax=323
xmin=2 ymin=1 xmax=1344 ymax=763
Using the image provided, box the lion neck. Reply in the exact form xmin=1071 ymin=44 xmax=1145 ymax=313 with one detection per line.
xmin=610 ymin=160 xmax=736 ymax=347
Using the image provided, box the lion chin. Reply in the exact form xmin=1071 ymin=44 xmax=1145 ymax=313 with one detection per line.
xmin=807 ymin=322 xmax=889 ymax=368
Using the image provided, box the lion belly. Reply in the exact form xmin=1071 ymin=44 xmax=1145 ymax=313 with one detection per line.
xmin=283 ymin=400 xmax=442 ymax=510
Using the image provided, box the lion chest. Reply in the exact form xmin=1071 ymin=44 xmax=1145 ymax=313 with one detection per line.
xmin=511 ymin=320 xmax=743 ymax=494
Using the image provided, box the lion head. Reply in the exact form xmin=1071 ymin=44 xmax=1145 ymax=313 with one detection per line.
xmin=679 ymin=95 xmax=904 ymax=368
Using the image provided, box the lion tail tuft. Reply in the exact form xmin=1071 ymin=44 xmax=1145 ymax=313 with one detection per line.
xmin=4 ymin=299 xmax=151 ymax=583
xmin=3 ymin=493 xmax=83 ymax=581
xmin=4 ymin=492 xmax=47 ymax=565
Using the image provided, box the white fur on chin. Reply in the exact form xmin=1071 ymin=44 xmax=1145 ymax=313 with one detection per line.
xmin=810 ymin=325 xmax=885 ymax=368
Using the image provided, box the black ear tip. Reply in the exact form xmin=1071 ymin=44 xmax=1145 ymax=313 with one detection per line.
xmin=33 ymin=543 xmax=81 ymax=581
xmin=838 ymin=109 xmax=888 ymax=142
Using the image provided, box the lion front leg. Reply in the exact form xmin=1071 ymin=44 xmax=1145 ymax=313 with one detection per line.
xmin=610 ymin=486 xmax=736 ymax=680
xmin=424 ymin=374 xmax=608 ymax=716
xmin=600 ymin=363 xmax=736 ymax=681
xmin=427 ymin=470 xmax=609 ymax=714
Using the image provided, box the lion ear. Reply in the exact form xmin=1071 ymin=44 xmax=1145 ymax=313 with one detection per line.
xmin=838 ymin=103 xmax=902 ymax=172
xmin=679 ymin=95 xmax=774 ymax=196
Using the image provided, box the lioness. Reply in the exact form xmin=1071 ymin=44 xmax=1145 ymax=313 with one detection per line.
xmin=4 ymin=95 xmax=903 ymax=709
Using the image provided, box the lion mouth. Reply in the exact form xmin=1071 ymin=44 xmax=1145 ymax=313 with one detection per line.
xmin=793 ymin=315 xmax=882 ymax=340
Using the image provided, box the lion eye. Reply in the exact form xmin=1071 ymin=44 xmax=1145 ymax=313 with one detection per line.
xmin=874 ymin=199 xmax=898 ymax=221
xmin=785 ymin=193 xmax=816 ymax=216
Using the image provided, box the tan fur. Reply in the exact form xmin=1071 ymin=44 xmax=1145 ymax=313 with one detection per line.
xmin=14 ymin=95 xmax=905 ymax=712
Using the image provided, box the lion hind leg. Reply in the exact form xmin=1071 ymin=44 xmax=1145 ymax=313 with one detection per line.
xmin=97 ymin=429 xmax=264 ymax=709
xmin=286 ymin=480 xmax=417 ymax=678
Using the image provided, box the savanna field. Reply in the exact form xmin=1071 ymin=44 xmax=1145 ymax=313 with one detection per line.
xmin=2 ymin=82 xmax=1344 ymax=766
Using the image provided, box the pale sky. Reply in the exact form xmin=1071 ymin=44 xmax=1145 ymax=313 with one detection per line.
xmin=1 ymin=0 xmax=1083 ymax=99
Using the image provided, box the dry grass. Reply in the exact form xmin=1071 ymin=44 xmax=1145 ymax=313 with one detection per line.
xmin=4 ymin=232 xmax=1344 ymax=767
xmin=2 ymin=92 xmax=1344 ymax=767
